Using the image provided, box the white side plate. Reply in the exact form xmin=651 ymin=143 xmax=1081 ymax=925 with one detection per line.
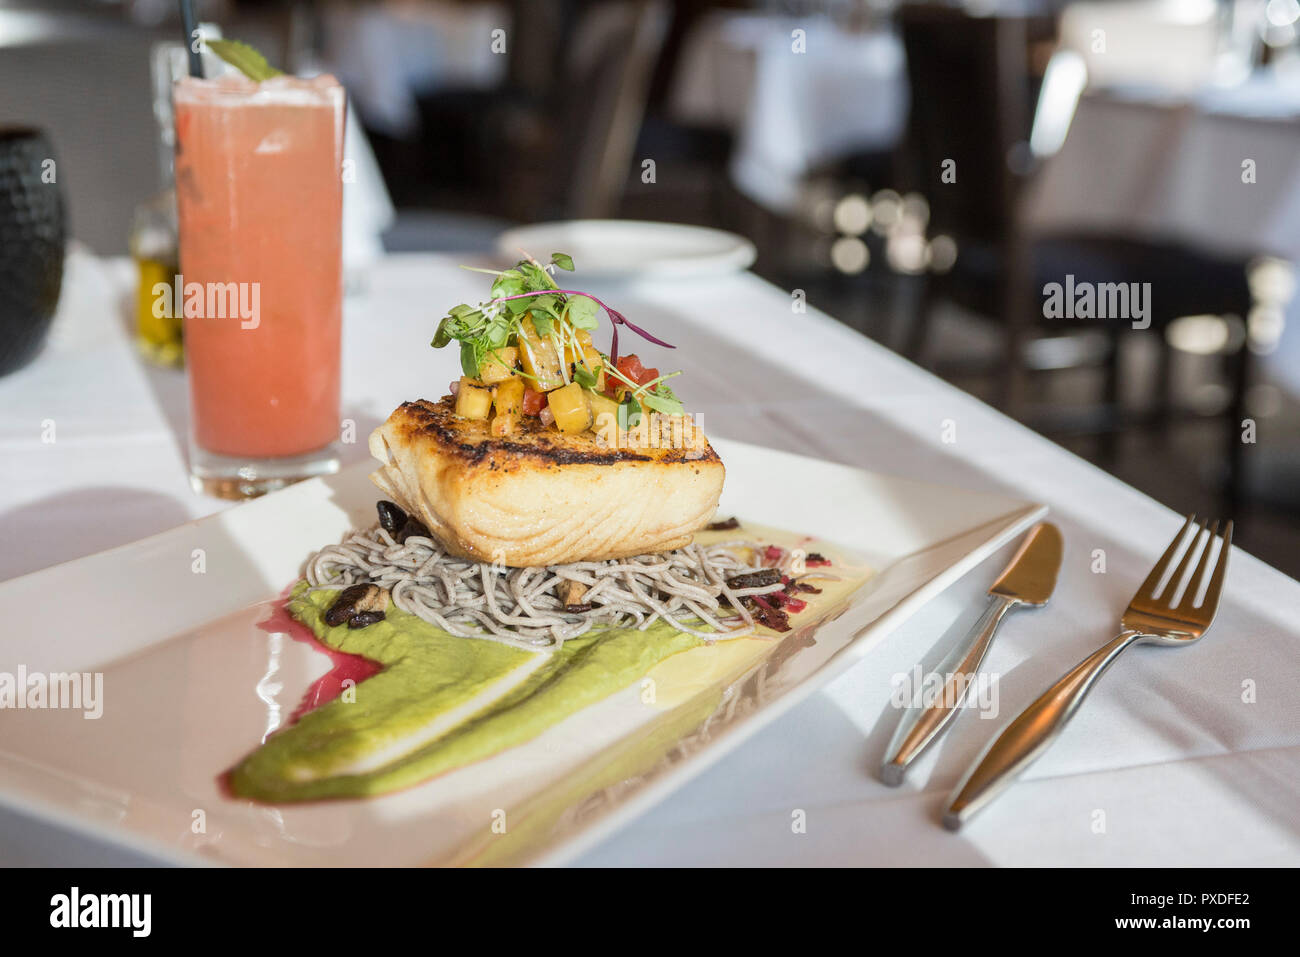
xmin=0 ymin=438 xmax=1044 ymax=865
xmin=496 ymin=220 xmax=758 ymax=279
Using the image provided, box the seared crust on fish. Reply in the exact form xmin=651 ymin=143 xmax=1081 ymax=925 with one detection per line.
xmin=369 ymin=398 xmax=725 ymax=566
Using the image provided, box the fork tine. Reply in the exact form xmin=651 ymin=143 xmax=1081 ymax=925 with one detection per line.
xmin=1164 ymin=517 xmax=1209 ymax=605
xmin=1137 ymin=514 xmax=1197 ymax=600
xmin=1177 ymin=520 xmax=1218 ymax=612
xmin=1195 ymin=520 xmax=1233 ymax=615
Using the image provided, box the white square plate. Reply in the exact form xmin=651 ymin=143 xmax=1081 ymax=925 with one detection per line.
xmin=0 ymin=438 xmax=1044 ymax=865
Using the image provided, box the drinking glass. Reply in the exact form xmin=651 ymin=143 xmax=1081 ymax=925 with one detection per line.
xmin=173 ymin=73 xmax=345 ymax=498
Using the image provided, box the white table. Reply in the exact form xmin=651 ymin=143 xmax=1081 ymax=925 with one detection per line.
xmin=3 ymin=250 xmax=1298 ymax=866
xmin=321 ymin=0 xmax=508 ymax=137
xmin=1023 ymin=76 xmax=1300 ymax=391
xmin=670 ymin=12 xmax=908 ymax=215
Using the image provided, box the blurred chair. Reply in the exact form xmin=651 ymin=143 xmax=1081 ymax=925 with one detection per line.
xmin=897 ymin=5 xmax=1261 ymax=514
xmin=897 ymin=5 xmax=1035 ymax=370
xmin=548 ymin=0 xmax=671 ymax=219
xmin=462 ymin=0 xmax=671 ymax=222
xmin=382 ymin=0 xmax=669 ymax=250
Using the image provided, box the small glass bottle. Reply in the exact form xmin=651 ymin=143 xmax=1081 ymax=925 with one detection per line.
xmin=129 ymin=24 xmax=225 ymax=368
xmin=129 ymin=187 xmax=181 ymax=367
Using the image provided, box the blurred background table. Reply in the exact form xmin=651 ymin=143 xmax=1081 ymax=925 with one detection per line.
xmin=1024 ymin=74 xmax=1300 ymax=389
xmin=669 ymin=10 xmax=908 ymax=214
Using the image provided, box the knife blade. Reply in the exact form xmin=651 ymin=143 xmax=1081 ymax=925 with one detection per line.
xmin=880 ymin=522 xmax=1063 ymax=786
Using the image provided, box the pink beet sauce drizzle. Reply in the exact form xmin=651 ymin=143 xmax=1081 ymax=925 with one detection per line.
xmin=258 ymin=590 xmax=383 ymax=725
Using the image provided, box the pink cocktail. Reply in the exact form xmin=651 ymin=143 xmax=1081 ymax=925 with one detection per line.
xmin=173 ymin=73 xmax=345 ymax=497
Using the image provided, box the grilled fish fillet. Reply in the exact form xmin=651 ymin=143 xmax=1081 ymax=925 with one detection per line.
xmin=368 ymin=398 xmax=725 ymax=567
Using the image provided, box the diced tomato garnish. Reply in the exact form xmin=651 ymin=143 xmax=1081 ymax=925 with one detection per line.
xmin=616 ymin=355 xmax=645 ymax=385
xmin=620 ymin=355 xmax=660 ymax=387
xmin=763 ymin=545 xmax=783 ymax=563
xmin=522 ymin=387 xmax=547 ymax=416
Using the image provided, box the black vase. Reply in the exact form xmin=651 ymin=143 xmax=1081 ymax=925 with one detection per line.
xmin=0 ymin=127 xmax=66 ymax=376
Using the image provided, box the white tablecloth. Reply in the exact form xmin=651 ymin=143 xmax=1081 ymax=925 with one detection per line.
xmin=1025 ymin=82 xmax=1300 ymax=263
xmin=322 ymin=0 xmax=508 ymax=137
xmin=3 ymin=250 xmax=1298 ymax=866
xmin=1023 ymin=78 xmax=1300 ymax=392
xmin=671 ymin=12 xmax=907 ymax=214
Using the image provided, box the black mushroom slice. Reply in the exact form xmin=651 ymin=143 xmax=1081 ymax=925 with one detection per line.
xmin=397 ymin=515 xmax=432 ymax=544
xmin=325 ymin=583 xmax=389 ymax=627
xmin=726 ymin=569 xmax=782 ymax=590
xmin=347 ymin=611 xmax=386 ymax=629
xmin=706 ymin=517 xmax=741 ymax=531
xmin=376 ymin=500 xmax=407 ymax=537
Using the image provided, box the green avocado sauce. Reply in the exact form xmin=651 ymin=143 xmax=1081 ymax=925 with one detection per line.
xmin=228 ymin=582 xmax=703 ymax=802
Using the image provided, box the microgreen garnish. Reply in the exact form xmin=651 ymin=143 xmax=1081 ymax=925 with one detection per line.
xmin=573 ymin=362 xmax=602 ymax=390
xmin=433 ymin=252 xmax=685 ymax=417
xmin=618 ymin=395 xmax=643 ymax=431
xmin=207 ymin=39 xmax=284 ymax=82
xmin=604 ymin=365 xmax=685 ymax=415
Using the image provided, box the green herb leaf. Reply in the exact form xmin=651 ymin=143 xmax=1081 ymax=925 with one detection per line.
xmin=519 ymin=262 xmax=556 ymax=292
xmin=529 ymin=293 xmax=562 ymax=319
xmin=530 ymin=311 xmax=555 ymax=338
xmin=551 ymin=252 xmax=575 ymax=271
xmin=459 ymin=341 xmax=481 ymax=379
xmin=573 ymin=363 xmax=601 ymax=390
xmin=490 ymin=270 xmax=525 ymax=301
xmin=432 ymin=316 xmax=455 ymax=349
xmin=640 ymin=389 xmax=684 ymax=415
xmin=565 ymin=295 xmax=599 ymax=330
xmin=618 ymin=396 xmax=643 ymax=431
xmin=207 ymin=39 xmax=284 ymax=82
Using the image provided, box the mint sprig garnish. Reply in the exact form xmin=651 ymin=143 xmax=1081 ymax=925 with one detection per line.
xmin=207 ymin=39 xmax=284 ymax=82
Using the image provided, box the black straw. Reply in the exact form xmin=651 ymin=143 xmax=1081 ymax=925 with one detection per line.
xmin=179 ymin=0 xmax=204 ymax=78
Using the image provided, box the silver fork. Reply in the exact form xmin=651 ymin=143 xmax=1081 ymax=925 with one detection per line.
xmin=943 ymin=515 xmax=1232 ymax=830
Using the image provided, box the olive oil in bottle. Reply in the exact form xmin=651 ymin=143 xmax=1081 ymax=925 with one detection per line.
xmin=130 ymin=187 xmax=181 ymax=366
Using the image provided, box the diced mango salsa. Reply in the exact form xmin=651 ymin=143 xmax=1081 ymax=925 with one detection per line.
xmin=490 ymin=413 xmax=517 ymax=437
xmin=493 ymin=376 xmax=524 ymax=418
xmin=547 ymin=382 xmax=591 ymax=433
xmin=576 ymin=346 xmax=605 ymax=391
xmin=563 ymin=328 xmax=594 ymax=363
xmin=455 ymin=377 xmax=492 ymax=420
xmin=587 ymin=390 xmax=619 ymax=433
xmin=518 ymin=315 xmax=565 ymax=391
xmin=479 ymin=346 xmax=518 ymax=384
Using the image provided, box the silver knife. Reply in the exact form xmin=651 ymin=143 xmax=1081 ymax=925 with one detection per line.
xmin=880 ymin=522 xmax=1063 ymax=786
